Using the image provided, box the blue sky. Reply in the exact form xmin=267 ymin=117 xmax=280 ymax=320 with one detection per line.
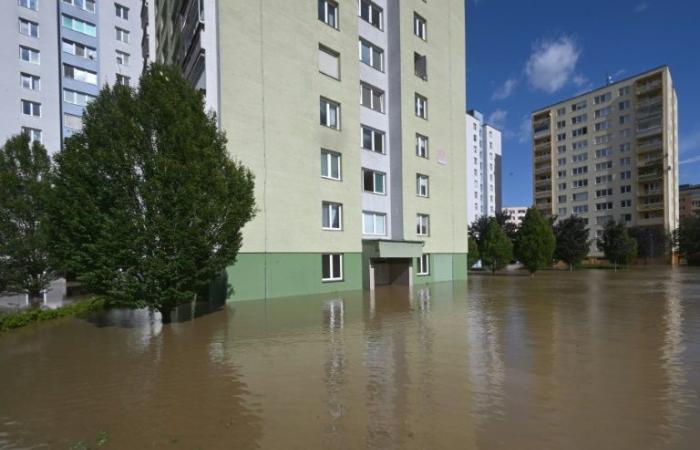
xmin=466 ymin=0 xmax=700 ymax=207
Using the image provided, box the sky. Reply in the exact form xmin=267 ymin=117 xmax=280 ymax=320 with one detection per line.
xmin=466 ymin=0 xmax=700 ymax=207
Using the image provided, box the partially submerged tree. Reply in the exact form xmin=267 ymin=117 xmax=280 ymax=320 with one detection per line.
xmin=49 ymin=64 xmax=256 ymax=322
xmin=467 ymin=237 xmax=480 ymax=268
xmin=554 ymin=216 xmax=590 ymax=270
xmin=481 ymin=218 xmax=513 ymax=275
xmin=628 ymin=225 xmax=669 ymax=261
xmin=0 ymin=134 xmax=53 ymax=299
xmin=514 ymin=208 xmax=556 ymax=275
xmin=676 ymin=212 xmax=700 ymax=265
xmin=597 ymin=220 xmax=637 ymax=271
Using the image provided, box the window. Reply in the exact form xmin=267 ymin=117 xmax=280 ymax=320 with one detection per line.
xmin=619 ymin=115 xmax=630 ymax=125
xmin=557 ymin=120 xmax=566 ymax=129
xmin=595 ymin=175 xmax=613 ymax=184
xmin=363 ymin=211 xmax=386 ymax=235
xmin=573 ymin=205 xmax=589 ymax=214
xmin=361 ymin=125 xmax=384 ymax=153
xmin=572 ymin=127 xmax=588 ymax=137
xmin=620 ymin=143 xmax=631 ymax=153
xmin=415 ymin=93 xmax=427 ymax=119
xmin=64 ymin=113 xmax=83 ymax=132
xmin=19 ymin=19 xmax=39 ymax=38
xmin=619 ymin=157 xmax=631 ymax=166
xmin=572 ymin=166 xmax=588 ymax=175
xmin=619 ymin=86 xmax=631 ymax=96
xmin=416 ymin=174 xmax=429 ymax=197
xmin=571 ymin=100 xmax=587 ymax=111
xmin=594 ymin=106 xmax=611 ymax=118
xmin=557 ymin=145 xmax=567 ymax=154
xmin=62 ymin=0 xmax=95 ymax=12
xmin=416 ymin=254 xmax=430 ymax=275
xmin=572 ymin=179 xmax=588 ymax=188
xmin=621 ymin=199 xmax=632 ymax=208
xmin=622 ymin=213 xmax=632 ymax=222
xmin=115 ymin=3 xmax=129 ymax=19
xmin=595 ymin=148 xmax=611 ymax=159
xmin=557 ymin=133 xmax=566 ymax=142
xmin=321 ymin=150 xmax=341 ymax=180
xmin=619 ymin=129 xmax=631 ymax=139
xmin=620 ymin=185 xmax=631 ymax=194
xmin=21 ymin=99 xmax=41 ymax=116
xmin=359 ymin=39 xmax=383 ymax=71
xmin=573 ymin=192 xmax=588 ymax=202
xmin=595 ymin=121 xmax=611 ymax=131
xmin=318 ymin=45 xmax=339 ymax=79
xmin=619 ymin=100 xmax=630 ymax=111
xmin=363 ymin=169 xmax=386 ymax=194
xmin=116 ymin=51 xmax=130 ymax=66
xmin=416 ymin=134 xmax=428 ymax=158
xmin=572 ymin=140 xmax=588 ymax=150
xmin=322 ymin=202 xmax=342 ymax=230
xmin=115 ymin=74 xmax=130 ymax=86
xmin=571 ymin=114 xmax=587 ymax=125
xmin=318 ymin=0 xmax=338 ymax=28
xmin=596 ymin=188 xmax=613 ymax=198
xmin=558 ymin=170 xmax=566 ymax=178
xmin=558 ymin=158 xmax=566 ymax=167
xmin=558 ymin=207 xmax=568 ymax=216
xmin=19 ymin=46 xmax=40 ymax=63
xmin=320 ymin=98 xmax=340 ymax=129
xmin=63 ymin=88 xmax=95 ymax=106
xmin=558 ymin=182 xmax=567 ymax=191
xmin=413 ymin=13 xmax=427 ymax=40
xmin=595 ymin=135 xmax=611 ymax=145
xmin=115 ymin=27 xmax=130 ymax=43
xmin=414 ymin=52 xmax=427 ymax=80
xmin=322 ymin=254 xmax=343 ymax=281
xmin=572 ymin=153 xmax=588 ymax=162
xmin=20 ymin=73 xmax=40 ymax=91
xmin=620 ymin=170 xmax=632 ymax=180
xmin=19 ymin=0 xmax=38 ymax=11
xmin=62 ymin=15 xmax=96 ymax=37
xmin=595 ymin=161 xmax=613 ymax=171
xmin=21 ymin=127 xmax=41 ymax=143
xmin=594 ymin=92 xmax=612 ymax=104
xmin=558 ymin=194 xmax=567 ymax=203
xmin=63 ymin=64 xmax=97 ymax=85
xmin=596 ymin=202 xmax=613 ymax=211
xmin=359 ymin=0 xmax=382 ymax=29
xmin=360 ymin=82 xmax=384 ymax=113
xmin=557 ymin=107 xmax=566 ymax=116
xmin=62 ymin=40 xmax=97 ymax=60
xmin=416 ymin=214 xmax=430 ymax=236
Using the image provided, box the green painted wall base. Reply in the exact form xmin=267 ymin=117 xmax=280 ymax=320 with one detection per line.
xmin=413 ymin=253 xmax=468 ymax=285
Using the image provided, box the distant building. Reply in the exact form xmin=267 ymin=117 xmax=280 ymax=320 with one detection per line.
xmin=680 ymin=184 xmax=700 ymax=220
xmin=467 ymin=110 xmax=502 ymax=223
xmin=503 ymin=206 xmax=527 ymax=228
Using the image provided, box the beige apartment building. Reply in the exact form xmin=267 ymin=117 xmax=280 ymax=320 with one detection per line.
xmin=679 ymin=184 xmax=700 ymax=220
xmin=531 ymin=66 xmax=679 ymax=257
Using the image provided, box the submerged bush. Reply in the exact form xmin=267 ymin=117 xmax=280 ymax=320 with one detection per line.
xmin=0 ymin=298 xmax=105 ymax=332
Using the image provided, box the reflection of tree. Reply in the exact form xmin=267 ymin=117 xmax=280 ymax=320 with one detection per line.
xmin=322 ymin=299 xmax=347 ymax=444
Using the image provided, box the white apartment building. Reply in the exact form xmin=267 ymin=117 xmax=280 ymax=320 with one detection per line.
xmin=503 ymin=206 xmax=527 ymax=228
xmin=467 ymin=109 xmax=502 ymax=223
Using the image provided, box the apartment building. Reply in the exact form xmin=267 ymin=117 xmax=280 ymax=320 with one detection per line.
xmin=503 ymin=206 xmax=527 ymax=228
xmin=466 ymin=109 xmax=502 ymax=223
xmin=146 ymin=0 xmax=468 ymax=301
xmin=531 ymin=66 xmax=679 ymax=256
xmin=0 ymin=0 xmax=144 ymax=153
xmin=679 ymin=184 xmax=700 ymax=220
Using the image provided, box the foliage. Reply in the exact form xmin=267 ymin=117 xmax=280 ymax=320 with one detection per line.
xmin=628 ymin=225 xmax=669 ymax=259
xmin=554 ymin=216 xmax=590 ymax=270
xmin=675 ymin=212 xmax=700 ymax=264
xmin=514 ymin=208 xmax=556 ymax=274
xmin=0 ymin=298 xmax=105 ymax=332
xmin=467 ymin=238 xmax=481 ymax=268
xmin=481 ymin=218 xmax=513 ymax=274
xmin=469 ymin=210 xmax=518 ymax=251
xmin=0 ymin=134 xmax=54 ymax=297
xmin=48 ymin=64 xmax=256 ymax=322
xmin=597 ymin=220 xmax=638 ymax=270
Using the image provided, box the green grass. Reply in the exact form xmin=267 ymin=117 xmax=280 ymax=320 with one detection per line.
xmin=0 ymin=298 xmax=105 ymax=332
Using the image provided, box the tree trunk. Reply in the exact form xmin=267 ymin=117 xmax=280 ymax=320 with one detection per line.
xmin=569 ymin=263 xmax=573 ymax=272
xmin=160 ymin=307 xmax=173 ymax=324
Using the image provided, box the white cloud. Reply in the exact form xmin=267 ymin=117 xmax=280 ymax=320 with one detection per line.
xmin=525 ymin=36 xmax=581 ymax=94
xmin=487 ymin=109 xmax=508 ymax=129
xmin=492 ymin=78 xmax=518 ymax=100
xmin=504 ymin=116 xmax=532 ymax=144
xmin=680 ymin=129 xmax=700 ymax=154
xmin=573 ymin=75 xmax=588 ymax=87
xmin=680 ymin=155 xmax=700 ymax=165
xmin=634 ymin=2 xmax=649 ymax=13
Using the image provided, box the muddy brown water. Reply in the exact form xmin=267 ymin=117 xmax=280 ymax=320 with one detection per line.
xmin=1 ymin=268 xmax=699 ymax=449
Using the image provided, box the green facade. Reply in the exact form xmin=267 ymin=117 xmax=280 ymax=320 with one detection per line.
xmin=413 ymin=253 xmax=468 ymax=285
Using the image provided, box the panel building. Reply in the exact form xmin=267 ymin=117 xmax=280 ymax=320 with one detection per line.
xmin=466 ymin=109 xmax=502 ymax=223
xmin=679 ymin=184 xmax=700 ymax=220
xmin=0 ymin=0 xmax=144 ymax=153
xmin=531 ymin=66 xmax=679 ymax=256
xmin=145 ymin=0 xmax=469 ymax=300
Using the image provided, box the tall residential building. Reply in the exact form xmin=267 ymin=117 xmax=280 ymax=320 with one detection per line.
xmin=0 ymin=0 xmax=144 ymax=153
xmin=531 ymin=66 xmax=679 ymax=256
xmin=679 ymin=184 xmax=700 ymax=220
xmin=503 ymin=206 xmax=527 ymax=228
xmin=466 ymin=109 xmax=502 ymax=223
xmin=146 ymin=0 xmax=468 ymax=301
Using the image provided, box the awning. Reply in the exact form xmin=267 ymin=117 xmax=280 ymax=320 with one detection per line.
xmin=362 ymin=239 xmax=424 ymax=259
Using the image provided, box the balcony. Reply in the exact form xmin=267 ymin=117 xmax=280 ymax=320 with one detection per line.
xmin=638 ymin=189 xmax=662 ymax=198
xmin=535 ymin=178 xmax=552 ymax=188
xmin=636 ymin=79 xmax=662 ymax=95
xmin=534 ymin=141 xmax=551 ymax=152
xmin=639 ymin=154 xmax=664 ymax=167
xmin=535 ymin=189 xmax=552 ymax=199
xmin=637 ymin=138 xmax=663 ymax=153
xmin=637 ymin=171 xmax=663 ymax=182
xmin=534 ymin=153 xmax=551 ymax=163
xmin=534 ymin=165 xmax=551 ymax=176
xmin=637 ymin=202 xmax=664 ymax=212
xmin=636 ymin=95 xmax=662 ymax=110
xmin=636 ymin=120 xmax=663 ymax=138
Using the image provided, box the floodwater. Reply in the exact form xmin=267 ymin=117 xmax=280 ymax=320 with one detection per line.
xmin=1 ymin=269 xmax=700 ymax=450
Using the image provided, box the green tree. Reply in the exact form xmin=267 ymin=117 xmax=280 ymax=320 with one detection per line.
xmin=49 ymin=64 xmax=256 ymax=322
xmin=467 ymin=237 xmax=480 ymax=268
xmin=469 ymin=210 xmax=517 ymax=258
xmin=597 ymin=220 xmax=638 ymax=271
xmin=0 ymin=134 xmax=53 ymax=298
xmin=514 ymin=208 xmax=556 ymax=274
xmin=554 ymin=216 xmax=589 ymax=270
xmin=628 ymin=225 xmax=669 ymax=260
xmin=481 ymin=218 xmax=513 ymax=275
xmin=676 ymin=212 xmax=700 ymax=265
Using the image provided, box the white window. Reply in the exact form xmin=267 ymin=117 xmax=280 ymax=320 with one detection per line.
xmin=417 ymin=254 xmax=430 ymax=275
xmin=21 ymin=127 xmax=41 ymax=143
xmin=417 ymin=214 xmax=430 ymax=236
xmin=62 ymin=40 xmax=97 ymax=60
xmin=63 ymin=88 xmax=95 ymax=106
xmin=116 ymin=51 xmax=130 ymax=66
xmin=619 ymin=86 xmax=631 ymax=96
xmin=621 ymin=199 xmax=632 ymax=208
xmin=363 ymin=211 xmax=386 ymax=235
xmin=359 ymin=0 xmax=383 ymax=29
xmin=318 ymin=45 xmax=339 ymax=79
xmin=115 ymin=27 xmax=130 ymax=43
xmin=116 ymin=74 xmax=130 ymax=86
xmin=322 ymin=202 xmax=343 ymax=230
xmin=64 ymin=113 xmax=83 ymax=132
xmin=115 ymin=3 xmax=129 ymax=19
xmin=416 ymin=134 xmax=428 ymax=158
xmin=63 ymin=64 xmax=97 ymax=85
xmin=19 ymin=19 xmax=39 ymax=38
xmin=21 ymin=99 xmax=41 ymax=117
xmin=322 ymin=254 xmax=343 ymax=281
xmin=360 ymin=82 xmax=384 ymax=113
xmin=20 ymin=73 xmax=40 ymax=91
xmin=362 ymin=169 xmax=385 ymax=194
xmin=62 ymin=15 xmax=96 ymax=37
xmin=359 ymin=39 xmax=383 ymax=71
xmin=62 ymin=0 xmax=95 ymax=12
xmin=416 ymin=174 xmax=429 ymax=197
xmin=414 ymin=13 xmax=427 ymax=40
xmin=320 ymin=98 xmax=340 ymax=129
xmin=361 ymin=125 xmax=384 ymax=153
xmin=321 ymin=149 xmax=341 ymax=180
xmin=318 ymin=0 xmax=338 ymax=29
xmin=594 ymin=92 xmax=612 ymax=104
xmin=19 ymin=0 xmax=39 ymax=11
xmin=20 ymin=46 xmax=40 ymax=64
xmin=415 ymin=93 xmax=427 ymax=119
xmin=414 ymin=52 xmax=427 ymax=80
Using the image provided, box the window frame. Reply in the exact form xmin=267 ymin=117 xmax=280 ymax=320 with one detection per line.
xmin=19 ymin=18 xmax=39 ymax=38
xmin=362 ymin=168 xmax=386 ymax=195
xmin=358 ymin=0 xmax=383 ymax=30
xmin=360 ymin=82 xmax=385 ymax=113
xmin=416 ymin=214 xmax=430 ymax=236
xmin=320 ymin=149 xmax=342 ymax=180
xmin=413 ymin=13 xmax=427 ymax=40
xmin=416 ymin=174 xmax=429 ymax=197
xmin=359 ymin=39 xmax=384 ymax=72
xmin=322 ymin=253 xmax=344 ymax=282
xmin=115 ymin=3 xmax=129 ymax=20
xmin=318 ymin=0 xmax=339 ymax=29
xmin=322 ymin=201 xmax=343 ymax=231
xmin=21 ymin=99 xmax=41 ymax=117
xmin=20 ymin=73 xmax=40 ymax=91
xmin=416 ymin=254 xmax=430 ymax=275
xmin=362 ymin=211 xmax=387 ymax=236
xmin=416 ymin=133 xmax=429 ymax=158
xmin=320 ymin=97 xmax=341 ymax=129
xmin=415 ymin=93 xmax=428 ymax=119
xmin=361 ymin=125 xmax=385 ymax=154
xmin=19 ymin=45 xmax=40 ymax=64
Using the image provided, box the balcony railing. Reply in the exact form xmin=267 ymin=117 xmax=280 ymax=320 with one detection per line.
xmin=637 ymin=202 xmax=664 ymax=212
xmin=637 ymin=138 xmax=663 ymax=152
xmin=636 ymin=123 xmax=662 ymax=137
xmin=639 ymin=155 xmax=664 ymax=167
xmin=636 ymin=79 xmax=662 ymax=95
xmin=638 ymin=171 xmax=663 ymax=182
xmin=636 ymin=96 xmax=662 ymax=109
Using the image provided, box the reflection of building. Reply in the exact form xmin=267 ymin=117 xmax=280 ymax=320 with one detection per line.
xmin=145 ymin=0 xmax=468 ymax=300
xmin=467 ymin=110 xmax=502 ymax=222
xmin=502 ymin=206 xmax=527 ymax=227
xmin=531 ymin=66 xmax=679 ymax=256
xmin=679 ymin=184 xmax=700 ymax=220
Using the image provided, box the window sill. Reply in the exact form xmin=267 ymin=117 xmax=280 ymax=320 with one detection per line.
xmin=322 ymin=278 xmax=344 ymax=283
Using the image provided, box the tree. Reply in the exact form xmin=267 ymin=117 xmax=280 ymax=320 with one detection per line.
xmin=628 ymin=225 xmax=669 ymax=260
xmin=467 ymin=237 xmax=480 ymax=268
xmin=481 ymin=218 xmax=513 ymax=275
xmin=514 ymin=208 xmax=556 ymax=275
xmin=469 ymin=210 xmax=517 ymax=260
xmin=554 ymin=216 xmax=589 ymax=270
xmin=0 ymin=134 xmax=53 ymax=299
xmin=49 ymin=64 xmax=256 ymax=322
xmin=676 ymin=212 xmax=700 ymax=265
xmin=597 ymin=220 xmax=638 ymax=271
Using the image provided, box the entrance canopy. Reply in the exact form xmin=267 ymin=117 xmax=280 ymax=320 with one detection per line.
xmin=362 ymin=239 xmax=424 ymax=259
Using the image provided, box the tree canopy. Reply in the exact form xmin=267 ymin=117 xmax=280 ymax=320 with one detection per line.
xmin=676 ymin=212 xmax=700 ymax=264
xmin=554 ymin=215 xmax=589 ymax=270
xmin=514 ymin=208 xmax=556 ymax=274
xmin=597 ymin=220 xmax=637 ymax=271
xmin=481 ymin=218 xmax=513 ymax=274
